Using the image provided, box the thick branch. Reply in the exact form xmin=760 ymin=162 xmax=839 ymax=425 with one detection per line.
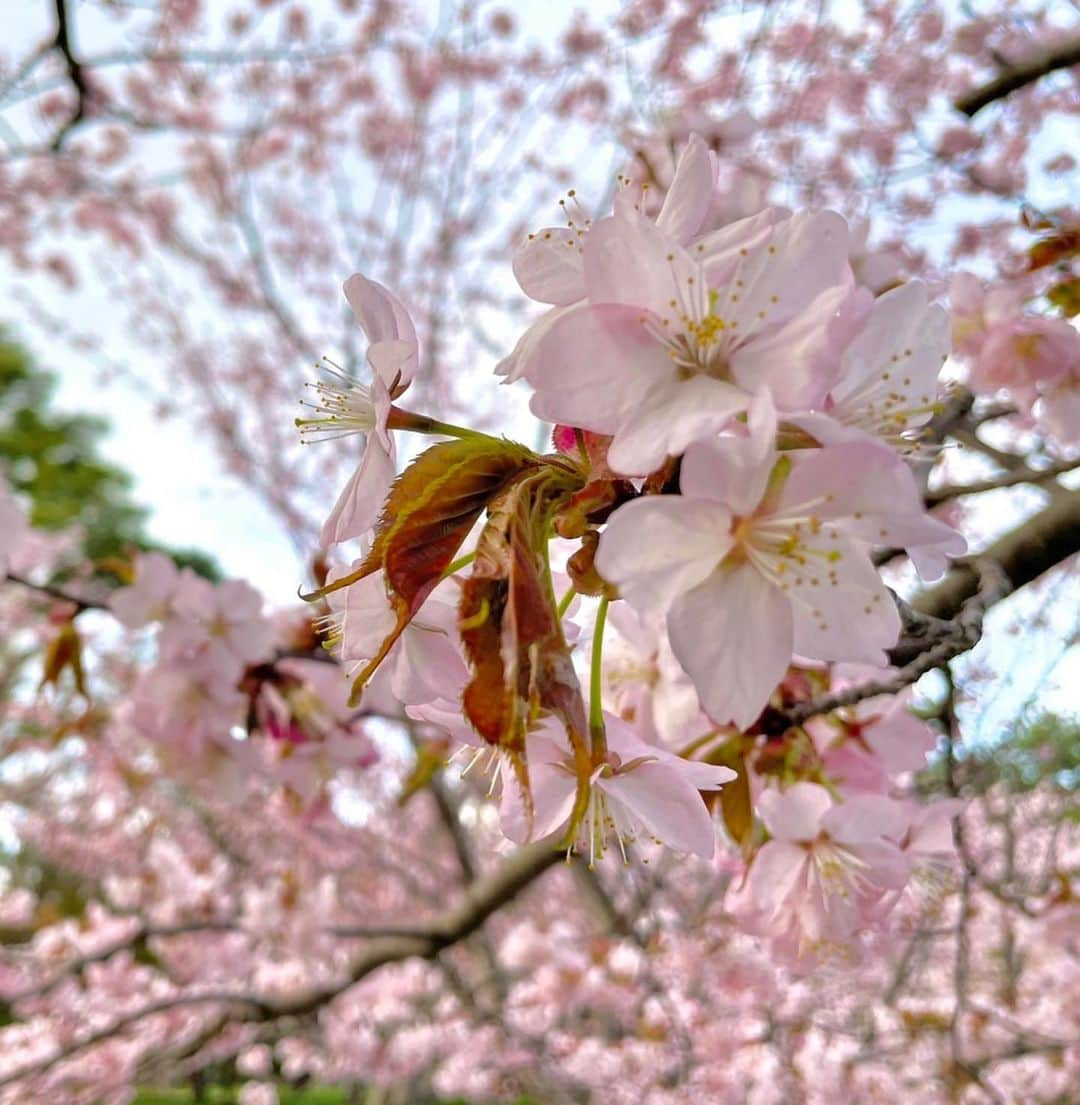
xmin=914 ymin=486 xmax=1080 ymax=622
xmin=785 ymin=486 xmax=1080 ymax=725
xmin=955 ymin=34 xmax=1080 ymax=117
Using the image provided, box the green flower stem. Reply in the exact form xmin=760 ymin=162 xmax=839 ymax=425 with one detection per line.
xmin=557 ymin=586 xmax=576 ymax=619
xmin=441 ymin=551 xmax=476 ymax=578
xmin=589 ymin=595 xmax=609 ymax=759
xmin=387 ymin=407 xmax=493 ymax=441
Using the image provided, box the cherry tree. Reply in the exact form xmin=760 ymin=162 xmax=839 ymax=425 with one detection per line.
xmin=0 ymin=1 xmax=1078 ymax=1102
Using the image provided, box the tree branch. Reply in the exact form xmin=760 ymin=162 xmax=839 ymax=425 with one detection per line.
xmin=784 ymin=560 xmax=1010 ymax=727
xmin=955 ymin=34 xmax=1080 ymax=117
xmin=925 ymin=457 xmax=1080 ymax=506
xmin=0 ymin=840 xmax=561 ymax=1089
xmin=51 ymin=0 xmax=91 ymax=148
xmin=2 ymin=921 xmax=240 ymax=1006
xmin=3 ymin=571 xmax=106 ymax=613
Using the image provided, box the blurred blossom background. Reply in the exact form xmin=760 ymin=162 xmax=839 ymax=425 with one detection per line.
xmin=0 ymin=1 xmax=1077 ymax=1103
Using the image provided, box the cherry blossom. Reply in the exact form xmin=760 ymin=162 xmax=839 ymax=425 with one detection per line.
xmin=809 ymin=683 xmax=939 ymax=795
xmin=794 ymin=280 xmax=950 ymax=454
xmin=501 ymin=713 xmax=736 ymax=862
xmin=1 ymin=2 xmax=1078 ymax=1098
xmin=524 ymin=209 xmax=856 ymax=474
xmin=299 ymin=275 xmax=419 ymax=548
xmin=161 ymin=576 xmax=275 ymax=679
xmin=595 ymin=394 xmax=927 ymax=727
xmin=108 ymin=551 xmax=187 ymax=629
xmin=739 ymin=782 xmax=914 ymax=966
xmin=320 ymin=565 xmax=468 ymax=710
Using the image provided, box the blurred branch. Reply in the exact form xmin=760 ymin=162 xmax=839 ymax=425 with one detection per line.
xmin=956 ymin=34 xmax=1080 ymax=117
xmin=50 ymin=0 xmax=91 ymax=148
xmin=3 ymin=571 xmax=106 ymax=613
xmin=2 ymin=921 xmax=241 ymax=1006
xmin=926 ymin=456 xmax=1080 ymax=505
xmin=0 ymin=839 xmax=561 ymax=1090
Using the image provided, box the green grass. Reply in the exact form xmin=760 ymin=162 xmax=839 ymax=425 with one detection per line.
xmin=133 ymin=1090 xmax=352 ymax=1105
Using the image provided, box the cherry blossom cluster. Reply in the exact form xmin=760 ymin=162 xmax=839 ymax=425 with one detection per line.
xmin=951 ymin=271 xmax=1080 ymax=444
xmin=1 ymin=2 xmax=1079 ymax=1099
xmin=300 ymin=135 xmax=968 ymax=910
xmin=107 ymin=552 xmax=377 ymax=801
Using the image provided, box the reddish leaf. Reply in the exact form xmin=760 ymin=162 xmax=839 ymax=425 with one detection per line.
xmin=459 ymin=467 xmax=590 ymax=817
xmin=1027 ymin=228 xmax=1080 ymax=272
xmin=39 ymin=621 xmax=88 ymax=699
xmin=302 ymin=437 xmax=539 ymax=704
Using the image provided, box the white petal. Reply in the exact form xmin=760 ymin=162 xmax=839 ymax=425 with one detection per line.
xmin=784 ymin=537 xmax=901 ymax=663
xmin=747 ymin=840 xmax=810 ymax=908
xmin=758 ymin=781 xmax=833 ymax=841
xmin=343 ymin=275 xmax=418 ymax=385
xmin=831 ymin=280 xmax=948 ymax=432
xmin=320 ymin=438 xmax=396 ymax=548
xmin=603 ymin=760 xmax=720 ymax=857
xmin=679 ymin=389 xmax=777 ymax=515
xmin=583 ymin=213 xmax=696 ymax=319
xmin=655 ymin=132 xmax=714 ymax=244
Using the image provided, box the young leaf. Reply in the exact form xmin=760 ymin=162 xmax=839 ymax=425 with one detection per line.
xmin=459 ymin=467 xmax=589 ymax=795
xmin=339 ymin=436 xmax=539 ymax=704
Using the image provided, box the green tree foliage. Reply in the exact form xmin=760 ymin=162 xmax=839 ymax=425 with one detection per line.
xmin=0 ymin=330 xmax=218 ymax=580
xmin=921 ymin=712 xmax=1080 ymax=795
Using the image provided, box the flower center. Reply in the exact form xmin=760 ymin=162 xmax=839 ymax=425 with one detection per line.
xmin=295 ymin=356 xmax=377 ymax=444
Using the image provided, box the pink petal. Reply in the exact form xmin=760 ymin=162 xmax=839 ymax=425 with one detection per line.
xmin=758 ymin=782 xmax=832 ymax=842
xmin=727 ymin=211 xmax=851 ymax=331
xmin=606 ymin=376 xmax=749 ymax=476
xmin=831 ymin=280 xmax=948 ymax=429
xmin=583 ymin=213 xmax=695 ymax=319
xmin=747 ymin=839 xmax=810 ymax=908
xmin=821 ymin=794 xmax=909 ymax=845
xmin=785 ymin=536 xmax=901 ymax=663
xmin=667 ymin=562 xmax=793 ymax=729
xmin=698 ymin=207 xmax=787 ymax=285
xmin=368 ymin=339 xmax=417 ymax=393
xmin=602 ymin=759 xmax=719 ymax=857
xmin=730 ymin=280 xmax=856 ymax=410
xmin=343 ymin=274 xmax=419 ymax=385
xmin=655 ymin=133 xmax=714 ymax=244
xmin=596 ymin=497 xmax=733 ymax=619
xmin=851 ymin=840 xmax=912 ymax=891
xmin=319 ymin=437 xmax=396 ymax=548
xmin=512 ymin=227 xmax=586 ymax=305
xmin=526 ymin=302 xmax=671 ymax=433
xmin=679 ymin=389 xmax=777 ymax=515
